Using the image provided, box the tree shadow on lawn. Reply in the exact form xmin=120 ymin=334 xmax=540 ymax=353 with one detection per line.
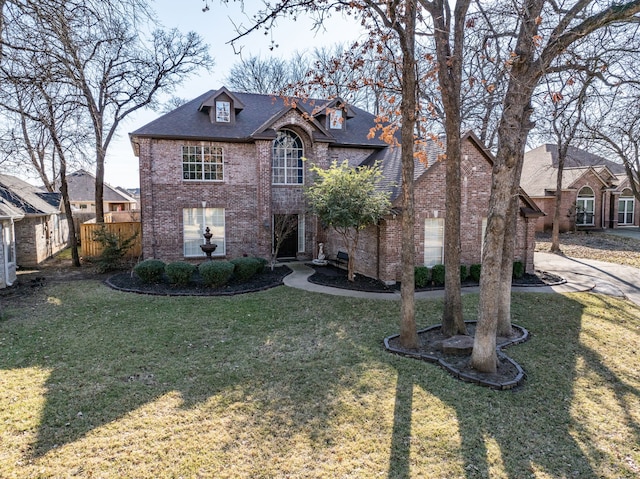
xmin=384 ymin=292 xmax=640 ymax=479
xmin=2 ymin=284 xmax=639 ymax=477
xmin=1 ymin=283 xmax=400 ymax=464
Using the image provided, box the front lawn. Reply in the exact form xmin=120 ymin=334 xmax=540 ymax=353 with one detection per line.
xmin=1 ymin=282 xmax=639 ymax=478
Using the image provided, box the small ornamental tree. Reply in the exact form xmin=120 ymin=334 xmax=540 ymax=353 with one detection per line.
xmin=305 ymin=159 xmax=391 ymax=281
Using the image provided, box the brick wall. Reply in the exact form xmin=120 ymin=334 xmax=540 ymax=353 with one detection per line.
xmin=14 ymin=214 xmax=69 ymax=267
xmin=322 ymin=138 xmax=537 ymax=283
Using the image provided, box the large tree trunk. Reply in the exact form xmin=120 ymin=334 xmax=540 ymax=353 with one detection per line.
xmin=398 ymin=0 xmax=418 ymax=349
xmin=95 ymin=145 xmax=105 ymax=224
xmin=425 ymin=0 xmax=471 ymax=337
xmin=497 ymin=189 xmax=519 ymax=337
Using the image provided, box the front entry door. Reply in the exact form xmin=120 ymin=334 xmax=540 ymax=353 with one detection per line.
xmin=274 ymin=214 xmax=298 ymax=258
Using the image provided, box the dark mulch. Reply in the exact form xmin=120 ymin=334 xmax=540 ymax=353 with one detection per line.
xmin=307 ymin=263 xmax=563 ymax=293
xmin=106 ymin=266 xmax=291 ymax=296
xmin=385 ymin=322 xmax=529 ymax=390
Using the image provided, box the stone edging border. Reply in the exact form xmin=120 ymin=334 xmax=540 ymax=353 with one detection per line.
xmin=383 ymin=321 xmax=530 ymax=390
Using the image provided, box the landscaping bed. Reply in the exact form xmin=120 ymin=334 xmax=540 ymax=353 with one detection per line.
xmin=307 ymin=263 xmax=562 ymax=293
xmin=106 ymin=265 xmax=291 ymax=296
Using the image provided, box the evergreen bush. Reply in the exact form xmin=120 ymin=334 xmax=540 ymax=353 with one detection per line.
xmin=414 ymin=266 xmax=430 ymax=288
xmin=512 ymin=260 xmax=525 ymax=279
xmin=165 ymin=262 xmax=196 ymax=285
xmin=199 ymin=261 xmax=234 ymax=287
xmin=133 ymin=259 xmax=165 ymax=283
xmin=460 ymin=264 xmax=469 ymax=282
xmin=470 ymin=263 xmax=482 ymax=282
xmin=431 ymin=264 xmax=445 ymax=286
xmin=230 ymin=257 xmax=263 ymax=282
xmin=92 ymin=226 xmax=138 ymax=273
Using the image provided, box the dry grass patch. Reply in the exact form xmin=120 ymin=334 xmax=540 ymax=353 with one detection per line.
xmin=536 ymin=231 xmax=640 ymax=268
xmin=1 ymin=282 xmax=639 ymax=478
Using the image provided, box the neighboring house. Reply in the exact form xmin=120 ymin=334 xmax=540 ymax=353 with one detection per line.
xmin=0 ymin=174 xmax=69 ymax=267
xmin=522 ymin=144 xmax=638 ymax=232
xmin=66 ymin=169 xmax=138 ymax=213
xmin=0 ymin=198 xmax=24 ymax=288
xmin=130 ymin=87 xmax=542 ymax=283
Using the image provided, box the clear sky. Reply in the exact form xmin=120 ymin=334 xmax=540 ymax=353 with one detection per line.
xmin=104 ymin=0 xmax=363 ymax=188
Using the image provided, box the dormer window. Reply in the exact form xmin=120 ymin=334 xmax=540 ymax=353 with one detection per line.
xmin=329 ymin=109 xmax=343 ymax=129
xmin=215 ymin=101 xmax=230 ymax=123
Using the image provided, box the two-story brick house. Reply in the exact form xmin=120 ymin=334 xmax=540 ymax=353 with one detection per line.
xmin=130 ymin=87 xmax=542 ymax=283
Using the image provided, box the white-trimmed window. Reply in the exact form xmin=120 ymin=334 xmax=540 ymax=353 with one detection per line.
xmin=215 ymin=101 xmax=230 ymax=123
xmin=618 ymin=189 xmax=635 ymax=225
xmin=424 ymin=218 xmax=444 ymax=267
xmin=182 ymin=145 xmax=224 ymax=181
xmin=183 ymin=208 xmax=225 ymax=257
xmin=272 ymin=130 xmax=304 ymax=184
xmin=329 ymin=109 xmax=343 ymax=129
xmin=576 ymin=186 xmax=595 ymax=226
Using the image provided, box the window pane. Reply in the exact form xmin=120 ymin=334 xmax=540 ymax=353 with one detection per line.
xmin=183 ymin=145 xmax=223 ymax=181
xmin=183 ymin=208 xmax=225 ymax=256
xmin=424 ymin=218 xmax=444 ymax=267
xmin=272 ymin=130 xmax=303 ymax=184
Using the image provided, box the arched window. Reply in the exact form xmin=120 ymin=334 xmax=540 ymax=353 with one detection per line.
xmin=576 ymin=186 xmax=595 ymax=226
xmin=618 ymin=188 xmax=635 ymax=225
xmin=272 ymin=129 xmax=304 ymax=184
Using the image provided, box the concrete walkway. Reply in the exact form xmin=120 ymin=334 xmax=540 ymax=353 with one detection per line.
xmin=283 ymin=252 xmax=640 ymax=306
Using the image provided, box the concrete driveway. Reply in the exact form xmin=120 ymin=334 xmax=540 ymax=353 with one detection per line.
xmin=534 ymin=251 xmax=640 ymax=306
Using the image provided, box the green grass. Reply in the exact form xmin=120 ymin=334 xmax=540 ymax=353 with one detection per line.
xmin=1 ymin=283 xmax=639 ymax=478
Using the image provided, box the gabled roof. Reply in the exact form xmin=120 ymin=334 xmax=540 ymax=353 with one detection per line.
xmin=522 ymin=144 xmax=625 ymax=196
xmin=0 ymin=174 xmax=61 ymax=215
xmin=0 ymin=197 xmax=25 ymax=220
xmin=130 ymin=89 xmax=389 ymax=149
xmin=65 ymin=170 xmax=137 ymax=203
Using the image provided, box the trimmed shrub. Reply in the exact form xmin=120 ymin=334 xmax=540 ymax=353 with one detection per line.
xmin=470 ymin=264 xmax=482 ymax=282
xmin=460 ymin=264 xmax=469 ymax=282
xmin=199 ymin=261 xmax=234 ymax=287
xmin=431 ymin=264 xmax=445 ymax=286
xmin=166 ymin=262 xmax=196 ymax=285
xmin=254 ymin=257 xmax=268 ymax=270
xmin=133 ymin=259 xmax=165 ymax=284
xmin=512 ymin=260 xmax=525 ymax=279
xmin=231 ymin=257 xmax=263 ymax=282
xmin=414 ymin=266 xmax=430 ymax=288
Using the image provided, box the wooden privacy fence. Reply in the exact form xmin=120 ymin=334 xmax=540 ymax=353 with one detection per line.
xmin=80 ymin=222 xmax=142 ymax=259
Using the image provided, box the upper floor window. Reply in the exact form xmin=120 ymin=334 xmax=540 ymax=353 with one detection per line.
xmin=215 ymin=101 xmax=230 ymax=123
xmin=329 ymin=109 xmax=343 ymax=129
xmin=183 ymin=145 xmax=223 ymax=181
xmin=272 ymin=130 xmax=304 ymax=185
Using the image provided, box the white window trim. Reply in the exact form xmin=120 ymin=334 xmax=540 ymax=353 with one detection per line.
xmin=183 ymin=207 xmax=225 ymax=257
xmin=182 ymin=144 xmax=224 ymax=182
xmin=272 ymin=130 xmax=304 ymax=185
xmin=424 ymin=218 xmax=444 ymax=267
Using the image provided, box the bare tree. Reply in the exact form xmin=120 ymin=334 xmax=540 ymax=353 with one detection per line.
xmin=2 ymin=0 xmax=212 ymax=223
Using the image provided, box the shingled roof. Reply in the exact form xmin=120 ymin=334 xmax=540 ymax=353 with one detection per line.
xmin=522 ymin=144 xmax=625 ymax=196
xmin=130 ymin=89 xmax=389 ymax=149
xmin=65 ymin=170 xmax=137 ymax=203
xmin=0 ymin=174 xmax=61 ymax=215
